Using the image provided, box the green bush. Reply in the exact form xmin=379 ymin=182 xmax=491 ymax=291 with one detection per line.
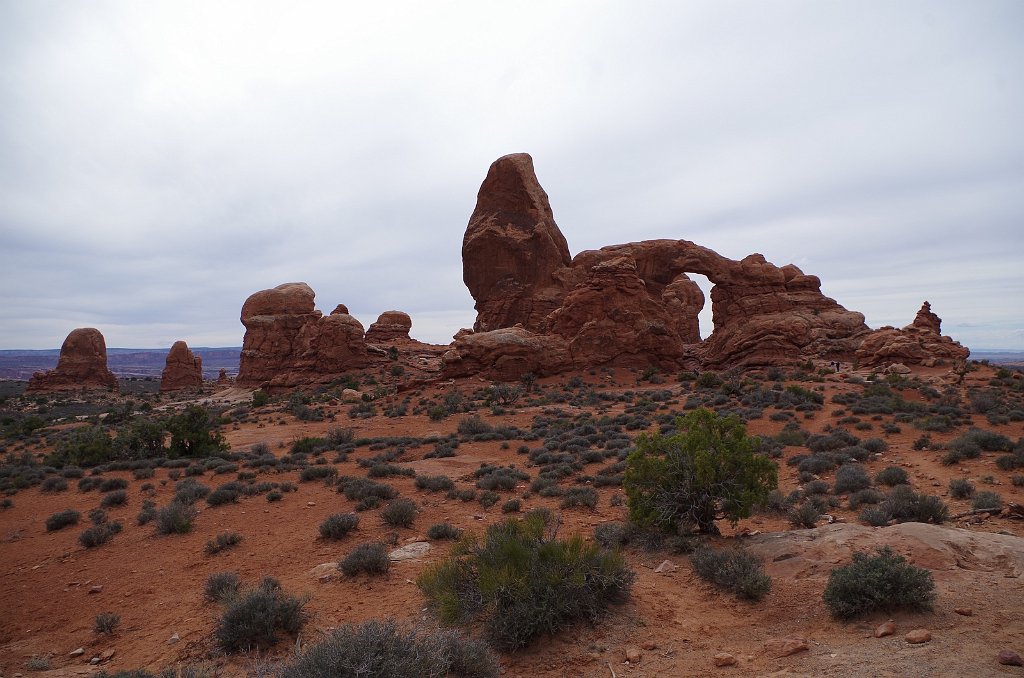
xmin=624 ymin=409 xmax=777 ymax=534
xmin=823 ymin=547 xmax=935 ymax=619
xmin=339 ymin=542 xmax=391 ymax=577
xmin=299 ymin=465 xmax=336 ymax=482
xmin=166 ymin=405 xmax=228 ymax=459
xmin=49 ymin=426 xmax=116 ymax=467
xmin=866 ymin=485 xmax=948 ymax=525
xmin=214 ymin=583 xmax=306 ymax=652
xmin=204 ymin=571 xmax=241 ymax=602
xmin=319 ymin=513 xmax=359 ymax=540
xmin=46 ymin=508 xmax=81 ymax=532
xmin=280 ymin=619 xmax=498 ymax=678
xmin=789 ymin=502 xmax=820 ymax=529
xmin=689 ymin=547 xmax=771 ymax=601
xmin=560 ymin=486 xmax=598 ymax=509
xmin=381 ymin=498 xmax=417 ymax=527
xmin=101 ymin=489 xmax=128 ymax=507
xmin=205 ymin=531 xmax=244 ymax=555
xmin=418 ymin=513 xmax=634 ymax=650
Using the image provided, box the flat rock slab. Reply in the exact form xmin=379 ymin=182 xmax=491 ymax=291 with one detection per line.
xmin=389 ymin=542 xmax=431 ymax=561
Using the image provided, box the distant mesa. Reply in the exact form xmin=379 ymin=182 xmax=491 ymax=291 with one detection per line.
xmin=26 ymin=328 xmax=118 ymax=393
xmin=160 ymin=340 xmax=203 ymax=392
xmin=236 ymin=153 xmax=969 ymax=388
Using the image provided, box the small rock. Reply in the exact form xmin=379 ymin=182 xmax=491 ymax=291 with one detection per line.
xmin=88 ymin=585 xmax=103 ymax=594
xmin=624 ymin=647 xmax=642 ymax=663
xmin=874 ymin=620 xmax=896 ymax=638
xmin=642 ymin=641 xmax=657 ymax=650
xmin=714 ymin=652 xmax=737 ymax=667
xmin=954 ymin=607 xmax=973 ymax=616
xmin=998 ymin=650 xmax=1024 ymax=666
xmin=905 ymin=629 xmax=931 ymax=644
xmin=69 ymin=648 xmax=85 ymax=656
xmin=764 ymin=636 xmax=809 ymax=658
xmin=167 ymin=633 xmax=180 ymax=644
xmin=101 ymin=649 xmax=115 ymax=660
xmin=90 ymin=658 xmax=101 ymax=665
xmin=654 ymin=559 xmax=674 ymax=573
xmin=306 ymin=502 xmax=316 ymax=507
xmin=388 ymin=541 xmax=431 ymax=561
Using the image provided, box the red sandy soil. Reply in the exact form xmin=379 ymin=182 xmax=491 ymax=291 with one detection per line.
xmin=1 ymin=365 xmax=1022 ymax=677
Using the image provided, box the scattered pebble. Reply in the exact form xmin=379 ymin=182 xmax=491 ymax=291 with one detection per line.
xmin=654 ymin=560 xmax=675 ymax=573
xmin=998 ymin=650 xmax=1023 ymax=666
xmin=714 ymin=652 xmax=737 ymax=667
xmin=954 ymin=607 xmax=973 ymax=616
xmin=69 ymin=648 xmax=84 ymax=657
xmin=874 ymin=620 xmax=896 ymax=638
xmin=642 ymin=641 xmax=657 ymax=650
xmin=904 ymin=629 xmax=931 ymax=644
xmin=624 ymin=647 xmax=642 ymax=663
xmin=88 ymin=585 xmax=103 ymax=594
xmin=167 ymin=633 xmax=180 ymax=644
xmin=764 ymin=636 xmax=809 ymax=657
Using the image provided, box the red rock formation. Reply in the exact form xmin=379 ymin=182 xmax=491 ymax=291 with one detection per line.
xmin=26 ymin=328 xmax=118 ymax=393
xmin=160 ymin=341 xmax=203 ymax=392
xmin=450 ymin=153 xmax=875 ymax=377
xmin=365 ymin=311 xmax=413 ymax=343
xmin=462 ymin=153 xmax=572 ymax=332
xmin=217 ymin=368 xmax=230 ymax=385
xmin=856 ymin=301 xmax=969 ymax=368
xmin=441 ymin=327 xmax=571 ymax=380
xmin=237 ymin=282 xmax=369 ymax=389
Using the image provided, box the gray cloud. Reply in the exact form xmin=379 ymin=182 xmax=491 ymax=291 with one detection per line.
xmin=1 ymin=1 xmax=1022 ymax=350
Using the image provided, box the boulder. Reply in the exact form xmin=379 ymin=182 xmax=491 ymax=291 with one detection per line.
xmin=365 ymin=311 xmax=413 ymax=343
xmin=442 ymin=326 xmax=571 ymax=381
xmin=237 ymin=282 xmax=368 ymax=389
xmin=26 ymin=328 xmax=118 ymax=393
xmin=160 ymin=341 xmax=203 ymax=392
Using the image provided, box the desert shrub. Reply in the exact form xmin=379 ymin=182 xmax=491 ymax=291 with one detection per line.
xmin=337 ymin=476 xmax=397 ymax=503
xmin=204 ymin=571 xmax=241 ymax=602
xmin=501 ymin=498 xmax=522 ymax=513
xmin=46 ymin=508 xmax=81 ymax=531
xmin=206 ymin=486 xmax=240 ymax=506
xmin=279 ymin=619 xmax=498 ymax=678
xmin=41 ymin=476 xmax=68 ymax=493
xmin=300 ymin=465 xmax=336 ymax=483
xmin=478 ymin=490 xmax=500 ymax=508
xmin=457 ymin=415 xmax=492 ymax=436
xmin=101 ymin=489 xmax=128 ymax=507
xmin=79 ymin=521 xmax=122 ymax=548
xmin=99 ymin=477 xmax=128 ymax=492
xmin=214 ymin=584 xmax=306 ymax=653
xmin=848 ymin=488 xmax=884 ymax=510
xmin=205 ymin=531 xmax=244 ymax=555
xmin=823 ymin=547 xmax=935 ymax=619
xmin=251 ymin=390 xmax=270 ymax=407
xmin=949 ymin=478 xmax=975 ymax=498
xmin=339 ymin=542 xmax=390 ymax=576
xmin=95 ymin=611 xmax=120 ymax=634
xmin=154 ymin=501 xmax=195 ymax=535
xmin=861 ymin=437 xmax=888 ymax=454
xmin=173 ymin=479 xmax=210 ymax=505
xmin=418 ymin=513 xmax=634 ymax=650
xmin=560 ymin=486 xmax=598 ymax=509
xmin=427 ymin=522 xmax=462 ymax=540
xmin=971 ymin=490 xmax=1002 ymax=511
xmin=381 ymin=498 xmax=417 ymax=527
xmin=833 ymin=464 xmax=871 ymax=494
xmin=789 ymin=502 xmax=820 ymax=529
xmin=415 ymin=474 xmax=454 ymax=493
xmin=875 ymin=466 xmax=910 ymax=487
xmin=624 ymin=408 xmax=777 ymax=534
xmin=319 ymin=513 xmax=359 ymax=540
xmin=802 ymin=479 xmax=830 ymax=496
xmin=136 ymin=500 xmax=157 ymax=525
xmin=689 ymin=547 xmax=771 ymax=601
xmin=862 ymin=486 xmax=948 ymax=526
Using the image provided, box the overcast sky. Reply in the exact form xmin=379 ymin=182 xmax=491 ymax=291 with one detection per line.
xmin=1 ymin=1 xmax=1022 ymax=352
